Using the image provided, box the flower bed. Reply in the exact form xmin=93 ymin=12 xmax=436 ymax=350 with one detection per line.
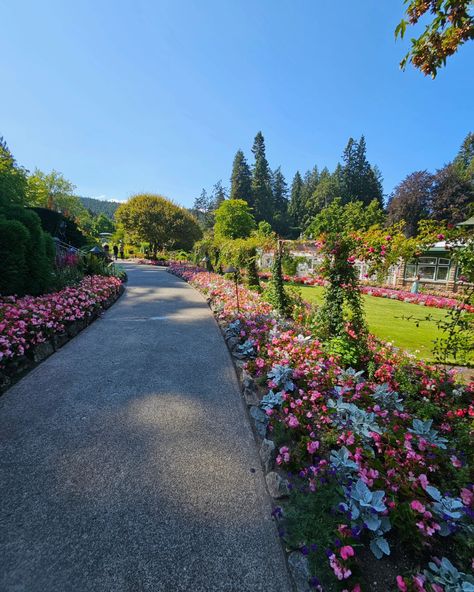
xmin=259 ymin=272 xmax=474 ymax=313
xmin=170 ymin=263 xmax=474 ymax=592
xmin=0 ymin=275 xmax=122 ymax=370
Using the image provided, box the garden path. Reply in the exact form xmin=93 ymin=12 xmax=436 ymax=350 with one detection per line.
xmin=0 ymin=263 xmax=291 ymax=592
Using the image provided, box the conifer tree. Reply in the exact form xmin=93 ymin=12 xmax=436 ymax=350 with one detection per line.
xmin=341 ymin=135 xmax=383 ymax=206
xmin=230 ymin=150 xmax=252 ymax=204
xmin=211 ymin=180 xmax=227 ymax=209
xmin=288 ymin=171 xmax=304 ymax=231
xmin=251 ymin=131 xmax=273 ymax=223
xmin=271 ymin=166 xmax=290 ymax=235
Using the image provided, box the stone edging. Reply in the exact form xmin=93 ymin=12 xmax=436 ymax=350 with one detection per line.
xmin=205 ymin=297 xmax=311 ymax=592
xmin=0 ymin=283 xmax=126 ymax=396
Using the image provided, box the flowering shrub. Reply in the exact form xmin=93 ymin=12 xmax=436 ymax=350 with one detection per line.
xmin=0 ymin=275 xmax=122 ymax=367
xmin=169 ymin=262 xmax=474 ymax=592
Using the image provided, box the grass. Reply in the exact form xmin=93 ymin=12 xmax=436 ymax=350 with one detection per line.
xmin=293 ymin=284 xmax=473 ymax=365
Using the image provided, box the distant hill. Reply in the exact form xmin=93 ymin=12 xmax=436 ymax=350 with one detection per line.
xmin=79 ymin=197 xmax=121 ymax=219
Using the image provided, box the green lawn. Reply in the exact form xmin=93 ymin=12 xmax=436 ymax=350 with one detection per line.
xmin=294 ymin=284 xmax=473 ymax=364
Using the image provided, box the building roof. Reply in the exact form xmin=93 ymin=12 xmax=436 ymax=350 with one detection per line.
xmin=457 ymin=216 xmax=474 ymax=227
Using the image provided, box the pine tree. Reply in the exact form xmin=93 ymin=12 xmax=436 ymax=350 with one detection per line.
xmin=454 ymin=132 xmax=474 ymax=181
xmin=211 ymin=180 xmax=227 ymax=209
xmin=288 ymin=171 xmax=304 ymax=232
xmin=251 ymin=131 xmax=273 ymax=223
xmin=299 ymin=165 xmax=320 ymax=229
xmin=271 ymin=166 xmax=289 ymax=235
xmin=230 ymin=150 xmax=252 ymax=204
xmin=191 ymin=189 xmax=214 ymax=230
xmin=341 ymin=135 xmax=383 ymax=206
xmin=306 ymin=167 xmax=342 ymax=222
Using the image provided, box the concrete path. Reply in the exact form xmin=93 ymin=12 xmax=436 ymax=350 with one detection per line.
xmin=0 ymin=263 xmax=291 ymax=592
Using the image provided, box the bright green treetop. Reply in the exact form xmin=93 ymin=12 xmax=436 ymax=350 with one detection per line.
xmin=214 ymin=199 xmax=256 ymax=240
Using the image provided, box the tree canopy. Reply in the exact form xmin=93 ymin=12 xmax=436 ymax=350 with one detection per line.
xmin=396 ymin=0 xmax=474 ymax=78
xmin=115 ymin=194 xmax=202 ymax=253
xmin=214 ymin=199 xmax=256 ymax=240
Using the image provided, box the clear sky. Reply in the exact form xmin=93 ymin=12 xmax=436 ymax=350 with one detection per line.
xmin=1 ymin=0 xmax=472 ymax=207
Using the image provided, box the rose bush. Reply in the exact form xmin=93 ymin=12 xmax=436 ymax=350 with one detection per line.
xmin=170 ymin=262 xmax=473 ymax=592
xmin=0 ymin=275 xmax=122 ymax=367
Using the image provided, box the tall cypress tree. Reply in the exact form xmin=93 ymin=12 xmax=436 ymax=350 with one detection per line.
xmin=288 ymin=171 xmax=304 ymax=231
xmin=251 ymin=131 xmax=273 ymax=223
xmin=230 ymin=150 xmax=252 ymax=204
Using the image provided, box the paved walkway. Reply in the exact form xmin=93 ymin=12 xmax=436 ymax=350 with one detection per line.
xmin=0 ymin=264 xmax=291 ymax=592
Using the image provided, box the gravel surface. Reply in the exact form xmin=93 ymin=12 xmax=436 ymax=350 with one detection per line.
xmin=0 ymin=263 xmax=291 ymax=592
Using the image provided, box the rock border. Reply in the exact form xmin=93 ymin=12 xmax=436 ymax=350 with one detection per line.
xmin=0 ymin=283 xmax=125 ymax=396
xmin=206 ymin=297 xmax=311 ymax=592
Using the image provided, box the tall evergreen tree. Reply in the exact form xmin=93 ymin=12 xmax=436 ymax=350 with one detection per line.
xmin=306 ymin=167 xmax=342 ymax=222
xmin=211 ymin=179 xmax=227 ymax=209
xmin=454 ymin=131 xmax=474 ymax=181
xmin=341 ymin=135 xmax=383 ymax=206
xmin=230 ymin=150 xmax=252 ymax=204
xmin=191 ymin=189 xmax=214 ymax=230
xmin=251 ymin=131 xmax=273 ymax=223
xmin=300 ymin=165 xmax=320 ymax=229
xmin=288 ymin=171 xmax=304 ymax=232
xmin=271 ymin=166 xmax=289 ymax=235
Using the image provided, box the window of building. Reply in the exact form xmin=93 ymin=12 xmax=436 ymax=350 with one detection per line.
xmin=404 ymin=256 xmax=451 ymax=282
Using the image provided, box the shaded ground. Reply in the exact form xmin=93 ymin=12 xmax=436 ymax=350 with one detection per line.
xmin=0 ymin=263 xmax=291 ymax=592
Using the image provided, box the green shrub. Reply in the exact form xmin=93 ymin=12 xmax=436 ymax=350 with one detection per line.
xmin=6 ymin=206 xmax=55 ymax=295
xmin=0 ymin=206 xmax=56 ymax=296
xmin=0 ymin=218 xmax=29 ymax=295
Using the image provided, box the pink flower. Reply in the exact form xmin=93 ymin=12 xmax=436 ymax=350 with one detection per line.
xmin=288 ymin=414 xmax=299 ymax=429
xmin=307 ymin=440 xmax=320 ymax=454
xmin=419 ymin=474 xmax=429 ymax=490
xmin=396 ymin=576 xmax=407 ymax=592
xmin=340 ymin=545 xmax=355 ymax=560
xmin=450 ymin=455 xmax=462 ymax=468
xmin=460 ymin=487 xmax=473 ymax=506
xmin=410 ymin=500 xmax=425 ymax=513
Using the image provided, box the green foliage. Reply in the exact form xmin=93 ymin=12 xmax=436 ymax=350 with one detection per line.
xmin=396 ymin=0 xmax=474 ymax=77
xmin=340 ymin=136 xmax=383 ymax=207
xmin=265 ymin=243 xmax=291 ymax=315
xmin=0 ymin=136 xmax=28 ymax=206
xmin=251 ymin=131 xmax=274 ymax=223
xmin=214 ymin=199 xmax=256 ymax=240
xmin=26 ymin=169 xmax=88 ymax=223
xmin=79 ymin=196 xmax=120 ymax=218
xmin=230 ymin=150 xmax=252 ymax=203
xmin=0 ymin=218 xmax=29 ymax=295
xmin=0 ymin=205 xmax=55 ymax=296
xmin=309 ymin=203 xmax=368 ymax=361
xmin=324 ymin=335 xmax=361 ymax=367
xmin=93 ymin=212 xmax=115 ymax=235
xmin=29 ymin=207 xmax=87 ymax=247
xmin=307 ymin=197 xmax=384 ymax=238
xmin=281 ymin=480 xmax=345 ymax=589
xmin=115 ymin=193 xmax=202 ymax=254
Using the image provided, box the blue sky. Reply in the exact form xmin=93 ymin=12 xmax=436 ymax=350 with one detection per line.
xmin=1 ymin=0 xmax=472 ymax=207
